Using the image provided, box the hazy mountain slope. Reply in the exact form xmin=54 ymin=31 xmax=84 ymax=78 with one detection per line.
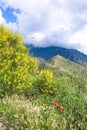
xmin=28 ymin=46 xmax=87 ymax=65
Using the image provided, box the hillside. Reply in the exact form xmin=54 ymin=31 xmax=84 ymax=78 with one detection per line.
xmin=45 ymin=55 xmax=87 ymax=80
xmin=38 ymin=55 xmax=87 ymax=93
xmin=28 ymin=45 xmax=87 ymax=65
xmin=44 ymin=55 xmax=87 ymax=99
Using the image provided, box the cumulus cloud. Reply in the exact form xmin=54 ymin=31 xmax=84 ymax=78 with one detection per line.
xmin=68 ymin=25 xmax=87 ymax=53
xmin=0 ymin=9 xmax=6 ymax=23
xmin=0 ymin=0 xmax=87 ymax=54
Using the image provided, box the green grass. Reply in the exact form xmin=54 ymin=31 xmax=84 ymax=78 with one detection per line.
xmin=0 ymin=91 xmax=86 ymax=130
xmin=0 ymin=55 xmax=87 ymax=130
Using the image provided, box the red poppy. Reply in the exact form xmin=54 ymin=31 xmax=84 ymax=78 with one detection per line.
xmin=59 ymin=105 xmax=64 ymax=111
xmin=52 ymin=101 xmax=58 ymax=106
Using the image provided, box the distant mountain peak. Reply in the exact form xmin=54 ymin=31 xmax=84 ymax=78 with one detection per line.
xmin=26 ymin=45 xmax=87 ymax=65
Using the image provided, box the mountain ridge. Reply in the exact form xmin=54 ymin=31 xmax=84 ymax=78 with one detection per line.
xmin=26 ymin=45 xmax=87 ymax=65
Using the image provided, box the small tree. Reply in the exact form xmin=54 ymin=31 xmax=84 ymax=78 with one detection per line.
xmin=0 ymin=25 xmax=38 ymax=97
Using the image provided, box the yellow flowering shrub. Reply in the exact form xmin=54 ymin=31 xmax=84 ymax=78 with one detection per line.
xmin=35 ymin=69 xmax=56 ymax=95
xmin=0 ymin=25 xmax=38 ymax=97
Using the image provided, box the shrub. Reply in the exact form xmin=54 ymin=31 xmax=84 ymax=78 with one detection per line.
xmin=0 ymin=25 xmax=38 ymax=97
xmin=35 ymin=69 xmax=56 ymax=95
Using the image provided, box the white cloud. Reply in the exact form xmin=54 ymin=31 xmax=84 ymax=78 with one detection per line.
xmin=25 ymin=32 xmax=46 ymax=46
xmin=0 ymin=0 xmax=87 ymax=54
xmin=0 ymin=9 xmax=6 ymax=24
xmin=68 ymin=25 xmax=87 ymax=54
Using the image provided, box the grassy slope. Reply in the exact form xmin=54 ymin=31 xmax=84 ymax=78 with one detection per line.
xmin=45 ymin=55 xmax=87 ymax=80
xmin=43 ymin=55 xmax=87 ymax=99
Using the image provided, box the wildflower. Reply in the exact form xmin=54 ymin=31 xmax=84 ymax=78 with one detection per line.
xmin=59 ymin=105 xmax=64 ymax=111
xmin=52 ymin=101 xmax=58 ymax=106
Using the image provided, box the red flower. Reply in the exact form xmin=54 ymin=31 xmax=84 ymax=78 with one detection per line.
xmin=59 ymin=105 xmax=64 ymax=111
xmin=52 ymin=101 xmax=58 ymax=106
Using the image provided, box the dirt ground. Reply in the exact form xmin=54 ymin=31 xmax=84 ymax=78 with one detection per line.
xmin=0 ymin=116 xmax=15 ymax=130
xmin=0 ymin=116 xmax=25 ymax=130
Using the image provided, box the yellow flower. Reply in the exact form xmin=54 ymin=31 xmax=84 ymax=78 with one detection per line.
xmin=29 ymin=82 xmax=32 ymax=86
xmin=8 ymin=81 xmax=11 ymax=85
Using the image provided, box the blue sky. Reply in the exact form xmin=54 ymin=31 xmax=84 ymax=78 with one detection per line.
xmin=1 ymin=7 xmax=18 ymax=23
xmin=0 ymin=0 xmax=87 ymax=54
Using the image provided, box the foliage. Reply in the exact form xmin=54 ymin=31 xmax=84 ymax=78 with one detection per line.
xmin=35 ymin=69 xmax=56 ymax=95
xmin=0 ymin=25 xmax=38 ymax=97
xmin=1 ymin=93 xmax=86 ymax=130
xmin=2 ymin=95 xmax=66 ymax=130
xmin=54 ymin=78 xmax=87 ymax=130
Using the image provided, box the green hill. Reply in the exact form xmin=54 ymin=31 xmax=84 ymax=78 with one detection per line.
xmin=44 ymin=55 xmax=87 ymax=80
xmin=39 ymin=55 xmax=87 ymax=99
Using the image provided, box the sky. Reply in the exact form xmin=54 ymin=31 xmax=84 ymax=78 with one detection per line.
xmin=0 ymin=0 xmax=87 ymax=54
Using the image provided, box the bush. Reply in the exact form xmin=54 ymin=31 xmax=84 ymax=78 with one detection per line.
xmin=35 ymin=69 xmax=56 ymax=95
xmin=0 ymin=25 xmax=38 ymax=97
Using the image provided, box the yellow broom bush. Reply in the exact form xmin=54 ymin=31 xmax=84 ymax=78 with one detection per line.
xmin=0 ymin=25 xmax=38 ymax=97
xmin=35 ymin=69 xmax=56 ymax=95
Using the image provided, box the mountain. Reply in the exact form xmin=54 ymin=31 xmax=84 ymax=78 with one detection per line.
xmin=28 ymin=45 xmax=87 ymax=65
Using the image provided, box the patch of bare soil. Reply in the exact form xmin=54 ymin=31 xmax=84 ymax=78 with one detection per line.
xmin=0 ymin=116 xmax=14 ymax=130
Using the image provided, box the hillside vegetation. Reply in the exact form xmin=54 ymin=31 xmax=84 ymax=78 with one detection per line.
xmin=46 ymin=55 xmax=87 ymax=79
xmin=0 ymin=25 xmax=87 ymax=130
